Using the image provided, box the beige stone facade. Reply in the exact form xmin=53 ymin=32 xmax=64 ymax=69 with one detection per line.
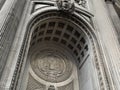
xmin=0 ymin=0 xmax=120 ymax=90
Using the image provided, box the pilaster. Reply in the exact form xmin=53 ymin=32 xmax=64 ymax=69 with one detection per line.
xmin=106 ymin=0 xmax=120 ymax=43
xmin=0 ymin=0 xmax=17 ymax=80
xmin=92 ymin=0 xmax=120 ymax=89
xmin=0 ymin=0 xmax=26 ymax=89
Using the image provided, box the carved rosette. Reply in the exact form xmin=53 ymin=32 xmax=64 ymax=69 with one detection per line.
xmin=30 ymin=49 xmax=73 ymax=83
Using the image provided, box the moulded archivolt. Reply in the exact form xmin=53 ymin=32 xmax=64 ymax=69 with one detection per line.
xmin=10 ymin=5 xmax=108 ymax=89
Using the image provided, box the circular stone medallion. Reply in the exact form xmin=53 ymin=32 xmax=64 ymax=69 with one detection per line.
xmin=30 ymin=49 xmax=73 ymax=83
xmin=38 ymin=55 xmax=65 ymax=77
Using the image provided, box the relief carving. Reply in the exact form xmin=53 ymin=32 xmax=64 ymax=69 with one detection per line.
xmin=57 ymin=0 xmax=75 ymax=12
xmin=38 ymin=55 xmax=65 ymax=78
xmin=31 ymin=49 xmax=73 ymax=83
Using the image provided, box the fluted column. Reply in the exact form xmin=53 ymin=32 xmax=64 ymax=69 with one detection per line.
xmin=106 ymin=1 xmax=120 ymax=43
xmin=0 ymin=0 xmax=17 ymax=79
xmin=92 ymin=0 xmax=120 ymax=89
xmin=0 ymin=0 xmax=26 ymax=89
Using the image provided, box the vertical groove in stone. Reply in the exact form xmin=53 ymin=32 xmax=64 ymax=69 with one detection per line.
xmin=106 ymin=1 xmax=120 ymax=44
xmin=92 ymin=0 xmax=120 ymax=89
xmin=0 ymin=0 xmax=26 ymax=84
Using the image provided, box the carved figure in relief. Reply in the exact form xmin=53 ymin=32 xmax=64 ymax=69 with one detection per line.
xmin=38 ymin=55 xmax=65 ymax=78
xmin=31 ymin=50 xmax=73 ymax=83
xmin=57 ymin=0 xmax=75 ymax=12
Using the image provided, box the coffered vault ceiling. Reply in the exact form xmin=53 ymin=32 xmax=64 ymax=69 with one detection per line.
xmin=29 ymin=16 xmax=90 ymax=67
xmin=26 ymin=11 xmax=91 ymax=90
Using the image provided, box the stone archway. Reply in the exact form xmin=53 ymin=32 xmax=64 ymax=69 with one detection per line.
xmin=17 ymin=10 xmax=101 ymax=90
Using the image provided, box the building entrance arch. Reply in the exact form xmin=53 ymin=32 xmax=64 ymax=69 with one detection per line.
xmin=13 ymin=9 xmax=105 ymax=90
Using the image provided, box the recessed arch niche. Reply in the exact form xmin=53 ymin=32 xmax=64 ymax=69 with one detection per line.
xmin=19 ymin=10 xmax=99 ymax=90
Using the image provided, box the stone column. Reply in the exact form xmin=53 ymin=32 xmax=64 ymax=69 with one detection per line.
xmin=0 ymin=0 xmax=26 ymax=89
xmin=92 ymin=0 xmax=120 ymax=89
xmin=106 ymin=1 xmax=120 ymax=43
xmin=0 ymin=0 xmax=17 ymax=79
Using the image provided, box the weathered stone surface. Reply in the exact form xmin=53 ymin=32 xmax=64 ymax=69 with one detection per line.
xmin=0 ymin=0 xmax=120 ymax=90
